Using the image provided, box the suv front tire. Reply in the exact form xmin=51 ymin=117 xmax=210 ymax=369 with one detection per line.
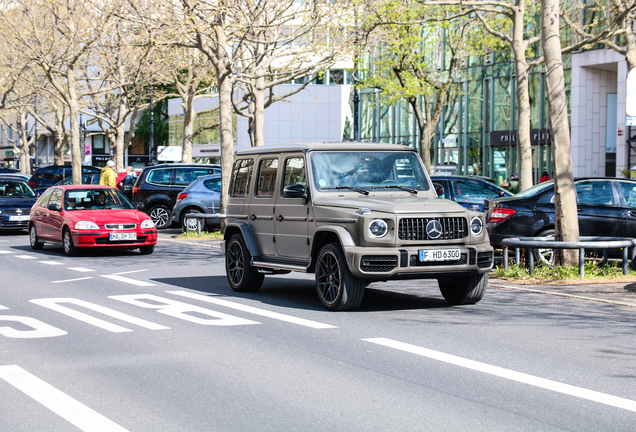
xmin=149 ymin=204 xmax=172 ymax=229
xmin=226 ymin=234 xmax=264 ymax=292
xmin=316 ymin=243 xmax=365 ymax=311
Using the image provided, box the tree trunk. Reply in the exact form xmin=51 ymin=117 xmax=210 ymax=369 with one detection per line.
xmin=54 ymin=108 xmax=66 ymax=165
xmin=67 ymin=67 xmax=82 ymax=185
xmin=115 ymin=122 xmax=126 ymax=174
xmin=253 ymin=74 xmax=265 ymax=147
xmin=182 ymin=95 xmax=195 ymax=163
xmin=512 ymin=1 xmax=533 ymax=192
xmin=215 ymin=26 xmax=233 ymax=232
xmin=542 ymin=0 xmax=579 ymax=266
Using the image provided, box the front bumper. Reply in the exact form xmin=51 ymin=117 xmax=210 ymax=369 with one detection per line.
xmin=72 ymin=229 xmax=157 ymax=248
xmin=343 ymin=243 xmax=494 ymax=279
xmin=0 ymin=215 xmax=29 ymax=230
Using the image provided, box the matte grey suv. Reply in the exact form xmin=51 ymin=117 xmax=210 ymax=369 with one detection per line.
xmin=222 ymin=143 xmax=493 ymax=311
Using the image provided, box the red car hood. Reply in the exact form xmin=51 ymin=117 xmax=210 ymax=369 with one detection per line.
xmin=65 ymin=209 xmax=150 ymax=225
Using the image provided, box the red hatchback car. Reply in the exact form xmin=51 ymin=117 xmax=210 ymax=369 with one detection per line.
xmin=29 ymin=185 xmax=157 ymax=256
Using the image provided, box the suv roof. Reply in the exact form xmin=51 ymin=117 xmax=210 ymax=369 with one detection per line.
xmin=235 ymin=142 xmax=418 ymax=156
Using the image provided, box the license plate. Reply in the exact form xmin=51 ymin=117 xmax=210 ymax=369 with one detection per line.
xmin=109 ymin=233 xmax=137 ymax=241
xmin=419 ymin=249 xmax=461 ymax=262
xmin=9 ymin=215 xmax=29 ymax=221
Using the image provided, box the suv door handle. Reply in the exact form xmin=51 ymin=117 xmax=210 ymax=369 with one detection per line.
xmin=276 ymin=215 xmax=284 ymax=222
xmin=250 ymin=214 xmax=256 ymax=221
xmin=629 ymin=211 xmax=636 ymax=217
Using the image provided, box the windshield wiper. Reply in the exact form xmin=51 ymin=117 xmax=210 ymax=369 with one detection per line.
xmin=320 ymin=186 xmax=369 ymax=195
xmin=371 ymin=185 xmax=418 ymax=194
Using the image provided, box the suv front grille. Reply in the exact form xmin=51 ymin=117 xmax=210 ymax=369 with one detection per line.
xmin=361 ymin=255 xmax=398 ymax=272
xmin=398 ymin=217 xmax=468 ymax=241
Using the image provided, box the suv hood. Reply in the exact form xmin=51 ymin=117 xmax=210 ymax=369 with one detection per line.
xmin=314 ymin=195 xmax=467 ymax=215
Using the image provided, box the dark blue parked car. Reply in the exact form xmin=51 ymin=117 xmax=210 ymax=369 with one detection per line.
xmin=430 ymin=174 xmax=511 ymax=211
xmin=0 ymin=176 xmax=38 ymax=231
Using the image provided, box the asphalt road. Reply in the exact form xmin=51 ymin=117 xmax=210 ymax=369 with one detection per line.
xmin=1 ymin=230 xmax=636 ymax=431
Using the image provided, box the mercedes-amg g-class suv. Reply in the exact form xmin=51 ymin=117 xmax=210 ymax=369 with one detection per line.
xmin=222 ymin=143 xmax=493 ymax=311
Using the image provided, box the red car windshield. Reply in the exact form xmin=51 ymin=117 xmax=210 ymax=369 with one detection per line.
xmin=65 ymin=189 xmax=135 ymax=211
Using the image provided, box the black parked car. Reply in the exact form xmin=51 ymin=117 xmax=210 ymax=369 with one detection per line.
xmin=486 ymin=178 xmax=636 ymax=262
xmin=132 ymin=163 xmax=221 ymax=229
xmin=0 ymin=167 xmax=19 ymax=173
xmin=28 ymin=165 xmax=101 ymax=190
xmin=431 ymin=175 xmax=511 ymax=211
xmin=0 ymin=176 xmax=38 ymax=231
xmin=33 ymin=172 xmax=101 ymax=195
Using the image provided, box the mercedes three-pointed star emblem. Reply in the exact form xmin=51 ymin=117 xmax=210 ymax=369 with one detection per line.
xmin=426 ymin=219 xmax=443 ymax=239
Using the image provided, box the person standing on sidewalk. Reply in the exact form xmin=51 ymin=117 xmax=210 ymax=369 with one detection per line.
xmin=99 ymin=160 xmax=117 ymax=187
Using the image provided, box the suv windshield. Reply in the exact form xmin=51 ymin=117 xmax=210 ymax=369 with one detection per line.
xmin=311 ymin=151 xmax=430 ymax=192
xmin=0 ymin=181 xmax=36 ymax=197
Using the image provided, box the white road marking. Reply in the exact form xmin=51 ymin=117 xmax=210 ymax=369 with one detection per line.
xmin=67 ymin=267 xmax=95 ymax=272
xmin=30 ymin=298 xmax=170 ymax=332
xmin=39 ymin=261 xmax=64 ymax=266
xmin=51 ymin=277 xmax=94 ymax=284
xmin=14 ymin=255 xmax=37 ymax=259
xmin=0 ymin=316 xmax=67 ymax=338
xmin=0 ymin=365 xmax=130 ymax=432
xmin=0 ymin=304 xmax=8 ymax=310
xmin=168 ymin=291 xmax=337 ymax=329
xmin=0 ymin=250 xmax=14 ymax=253
xmin=100 ymin=275 xmax=155 ymax=287
xmin=110 ymin=294 xmax=259 ymax=326
xmin=112 ymin=270 xmax=148 ymax=275
xmin=364 ymin=338 xmax=636 ymax=413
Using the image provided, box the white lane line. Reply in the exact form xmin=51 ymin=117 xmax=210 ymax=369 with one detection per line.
xmin=364 ymin=338 xmax=636 ymax=413
xmin=167 ymin=291 xmax=336 ymax=329
xmin=0 ymin=250 xmax=14 ymax=253
xmin=14 ymin=255 xmax=37 ymax=259
xmin=51 ymin=277 xmax=94 ymax=284
xmin=101 ymin=275 xmax=155 ymax=287
xmin=0 ymin=304 xmax=8 ymax=310
xmin=67 ymin=267 xmax=95 ymax=273
xmin=40 ymin=261 xmax=65 ymax=266
xmin=112 ymin=270 xmax=148 ymax=276
xmin=0 ymin=365 xmax=130 ymax=432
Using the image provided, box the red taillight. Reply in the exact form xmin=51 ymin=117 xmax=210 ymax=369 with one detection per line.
xmin=28 ymin=180 xmax=36 ymax=186
xmin=176 ymin=192 xmax=188 ymax=202
xmin=488 ymin=208 xmax=516 ymax=224
xmin=133 ymin=186 xmax=140 ymax=195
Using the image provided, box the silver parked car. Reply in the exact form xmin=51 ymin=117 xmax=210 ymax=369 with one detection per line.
xmin=171 ymin=174 xmax=222 ymax=231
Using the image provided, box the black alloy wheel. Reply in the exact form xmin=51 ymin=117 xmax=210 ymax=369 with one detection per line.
xmin=149 ymin=205 xmax=172 ymax=229
xmin=225 ymin=234 xmax=263 ymax=292
xmin=315 ymin=243 xmax=364 ymax=311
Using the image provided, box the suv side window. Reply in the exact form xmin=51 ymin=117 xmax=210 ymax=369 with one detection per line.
xmin=147 ymin=168 xmax=174 ymax=186
xmin=282 ymin=157 xmax=306 ymax=192
xmin=43 ymin=167 xmax=61 ymax=180
xmin=230 ymin=159 xmax=254 ymax=197
xmin=256 ymin=158 xmax=279 ymax=197
xmin=451 ymin=180 xmax=501 ymax=202
xmin=174 ymin=168 xmax=214 ymax=186
xmin=618 ymin=182 xmax=636 ymax=207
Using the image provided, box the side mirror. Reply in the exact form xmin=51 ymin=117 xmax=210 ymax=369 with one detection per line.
xmin=433 ymin=183 xmax=445 ymax=197
xmin=283 ymin=184 xmax=306 ymax=198
xmin=47 ymin=203 xmax=61 ymax=212
xmin=498 ymin=190 xmax=507 ymax=197
xmin=136 ymin=202 xmax=145 ymax=211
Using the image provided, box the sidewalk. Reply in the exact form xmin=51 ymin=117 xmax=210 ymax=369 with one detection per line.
xmin=157 ymin=228 xmax=636 ymax=308
xmin=490 ymin=277 xmax=636 ymax=308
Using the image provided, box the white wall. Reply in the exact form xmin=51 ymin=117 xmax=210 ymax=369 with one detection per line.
xmin=169 ymin=84 xmax=351 ymax=151
xmin=571 ymin=49 xmax=627 ymax=177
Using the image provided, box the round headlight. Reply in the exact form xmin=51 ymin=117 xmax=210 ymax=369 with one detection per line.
xmin=369 ymin=219 xmax=388 ymax=238
xmin=470 ymin=217 xmax=483 ymax=235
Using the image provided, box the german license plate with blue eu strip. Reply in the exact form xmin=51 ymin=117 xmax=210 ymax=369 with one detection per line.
xmin=109 ymin=233 xmax=137 ymax=241
xmin=419 ymin=249 xmax=460 ymax=262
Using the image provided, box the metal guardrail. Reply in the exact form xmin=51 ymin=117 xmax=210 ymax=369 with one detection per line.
xmin=501 ymin=236 xmax=636 ymax=277
xmin=183 ymin=213 xmax=226 ymax=235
